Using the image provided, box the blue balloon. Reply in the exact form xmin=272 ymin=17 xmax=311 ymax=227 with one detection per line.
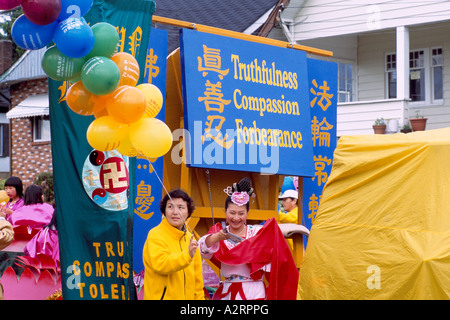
xmin=53 ymin=18 xmax=94 ymax=58
xmin=58 ymin=0 xmax=94 ymax=21
xmin=281 ymin=176 xmax=295 ymax=193
xmin=11 ymin=14 xmax=57 ymax=50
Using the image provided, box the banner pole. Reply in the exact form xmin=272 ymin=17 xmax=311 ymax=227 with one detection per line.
xmin=152 ymin=15 xmax=333 ymax=57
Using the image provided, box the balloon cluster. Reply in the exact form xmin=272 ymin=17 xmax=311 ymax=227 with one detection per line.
xmin=6 ymin=0 xmax=173 ymax=159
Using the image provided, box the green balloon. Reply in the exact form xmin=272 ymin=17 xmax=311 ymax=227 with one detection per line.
xmin=41 ymin=46 xmax=87 ymax=81
xmin=86 ymin=22 xmax=120 ymax=59
xmin=81 ymin=57 xmax=121 ymax=96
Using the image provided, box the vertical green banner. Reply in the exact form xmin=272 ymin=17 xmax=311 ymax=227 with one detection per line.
xmin=50 ymin=0 xmax=155 ymax=300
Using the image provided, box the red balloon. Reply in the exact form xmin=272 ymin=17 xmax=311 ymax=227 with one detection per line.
xmin=22 ymin=0 xmax=62 ymax=26
xmin=0 ymin=0 xmax=22 ymax=10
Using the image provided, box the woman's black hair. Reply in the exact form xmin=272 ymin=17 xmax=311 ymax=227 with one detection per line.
xmin=4 ymin=176 xmax=24 ymax=199
xmin=159 ymin=188 xmax=195 ymax=218
xmin=24 ymin=184 xmax=44 ymax=205
xmin=225 ymin=177 xmax=253 ymax=211
xmin=45 ymin=202 xmax=57 ymax=229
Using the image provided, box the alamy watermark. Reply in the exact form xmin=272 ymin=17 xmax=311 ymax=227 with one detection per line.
xmin=366 ymin=265 xmax=381 ymax=290
xmin=170 ymin=121 xmax=281 ymax=174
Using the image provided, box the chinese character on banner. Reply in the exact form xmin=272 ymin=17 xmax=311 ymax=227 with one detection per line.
xmin=133 ymin=28 xmax=168 ymax=273
xmin=197 ymin=45 xmax=234 ymax=149
xmin=302 ymin=59 xmax=338 ymax=246
xmin=134 ymin=180 xmax=155 ymax=220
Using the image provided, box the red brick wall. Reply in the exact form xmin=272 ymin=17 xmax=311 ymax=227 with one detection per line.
xmin=0 ymin=40 xmax=13 ymax=75
xmin=10 ymin=78 xmax=52 ymax=185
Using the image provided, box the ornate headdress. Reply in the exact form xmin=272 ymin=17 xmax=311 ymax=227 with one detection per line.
xmin=224 ymin=177 xmax=255 ymax=206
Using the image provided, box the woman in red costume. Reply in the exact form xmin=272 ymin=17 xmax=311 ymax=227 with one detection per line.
xmin=198 ymin=177 xmax=298 ymax=300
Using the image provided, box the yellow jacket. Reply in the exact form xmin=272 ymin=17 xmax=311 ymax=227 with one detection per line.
xmin=142 ymin=217 xmax=205 ymax=300
xmin=278 ymin=207 xmax=298 ymax=252
xmin=279 ymin=207 xmax=298 ymax=224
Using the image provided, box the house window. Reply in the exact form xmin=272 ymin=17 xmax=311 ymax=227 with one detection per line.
xmin=33 ymin=116 xmax=51 ymax=142
xmin=338 ymin=63 xmax=355 ymax=102
xmin=386 ymin=53 xmax=397 ymax=99
xmin=385 ymin=47 xmax=443 ymax=104
xmin=432 ymin=47 xmax=443 ymax=100
xmin=0 ymin=123 xmax=9 ymax=157
xmin=409 ymin=50 xmax=425 ymax=102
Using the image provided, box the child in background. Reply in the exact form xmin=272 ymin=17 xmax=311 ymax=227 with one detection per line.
xmin=1 ymin=176 xmax=24 ymax=224
xmin=9 ymin=184 xmax=54 ymax=229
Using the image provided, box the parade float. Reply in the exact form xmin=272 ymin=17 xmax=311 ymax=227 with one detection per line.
xmin=299 ymin=128 xmax=450 ymax=299
xmin=1 ymin=0 xmax=334 ymax=300
xmin=1 ymin=0 xmax=449 ymax=301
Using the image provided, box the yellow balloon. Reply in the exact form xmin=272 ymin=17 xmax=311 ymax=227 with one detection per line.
xmin=129 ymin=117 xmax=172 ymax=158
xmin=0 ymin=190 xmax=9 ymax=203
xmin=136 ymin=83 xmax=163 ymax=118
xmin=116 ymin=132 xmax=138 ymax=157
xmin=86 ymin=116 xmax=128 ymax=151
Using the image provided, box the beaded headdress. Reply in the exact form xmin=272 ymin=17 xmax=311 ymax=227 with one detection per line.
xmin=223 ymin=177 xmax=255 ymax=206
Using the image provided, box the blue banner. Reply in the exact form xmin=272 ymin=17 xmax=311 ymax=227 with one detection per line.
xmin=133 ymin=28 xmax=168 ymax=273
xmin=302 ymin=58 xmax=337 ymax=243
xmin=179 ymin=29 xmax=314 ymax=177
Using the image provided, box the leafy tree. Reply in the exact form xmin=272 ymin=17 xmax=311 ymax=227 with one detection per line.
xmin=34 ymin=172 xmax=54 ymax=204
xmin=0 ymin=7 xmax=25 ymax=63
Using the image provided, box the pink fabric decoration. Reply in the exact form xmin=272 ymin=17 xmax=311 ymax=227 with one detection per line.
xmin=9 ymin=203 xmax=53 ymax=228
xmin=5 ymin=198 xmax=24 ymax=224
xmin=24 ymin=227 xmax=59 ymax=261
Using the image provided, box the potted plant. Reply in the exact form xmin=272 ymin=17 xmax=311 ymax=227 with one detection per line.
xmin=409 ymin=111 xmax=427 ymax=131
xmin=373 ymin=118 xmax=386 ymax=134
xmin=400 ymin=123 xmax=412 ymax=133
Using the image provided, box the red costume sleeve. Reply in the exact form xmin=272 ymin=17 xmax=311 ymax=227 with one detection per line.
xmin=206 ymin=218 xmax=298 ymax=300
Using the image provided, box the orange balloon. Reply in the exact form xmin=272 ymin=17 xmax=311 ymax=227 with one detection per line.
xmin=94 ymin=106 xmax=109 ymax=119
xmin=90 ymin=93 xmax=111 ymax=118
xmin=86 ymin=116 xmax=128 ymax=151
xmin=136 ymin=83 xmax=163 ymax=118
xmin=110 ymin=52 xmax=140 ymax=87
xmin=66 ymin=81 xmax=96 ymax=116
xmin=106 ymin=85 xmax=146 ymax=124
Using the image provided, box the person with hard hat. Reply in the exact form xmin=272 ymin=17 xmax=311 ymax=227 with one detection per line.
xmin=278 ymin=189 xmax=299 ymax=224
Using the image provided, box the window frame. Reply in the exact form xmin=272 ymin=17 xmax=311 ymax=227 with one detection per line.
xmin=32 ymin=115 xmax=51 ymax=142
xmin=385 ymin=53 xmax=397 ymax=99
xmin=431 ymin=46 xmax=443 ymax=102
xmin=385 ymin=47 xmax=443 ymax=106
xmin=409 ymin=49 xmax=426 ymax=103
xmin=0 ymin=122 xmax=9 ymax=158
xmin=337 ymin=61 xmax=356 ymax=103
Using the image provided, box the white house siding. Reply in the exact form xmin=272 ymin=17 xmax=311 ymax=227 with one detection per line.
xmin=299 ymin=35 xmax=358 ymax=61
xmin=337 ymin=99 xmax=407 ymax=136
xmin=356 ymin=22 xmax=450 ymax=131
xmin=357 ymin=31 xmax=395 ymax=101
xmin=408 ymin=23 xmax=450 ymax=129
xmin=292 ymin=0 xmax=450 ymax=41
xmin=272 ymin=1 xmax=450 ymax=134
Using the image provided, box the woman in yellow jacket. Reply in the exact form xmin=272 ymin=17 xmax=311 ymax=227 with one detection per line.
xmin=142 ymin=189 xmax=205 ymax=300
xmin=278 ymin=189 xmax=299 ymax=223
